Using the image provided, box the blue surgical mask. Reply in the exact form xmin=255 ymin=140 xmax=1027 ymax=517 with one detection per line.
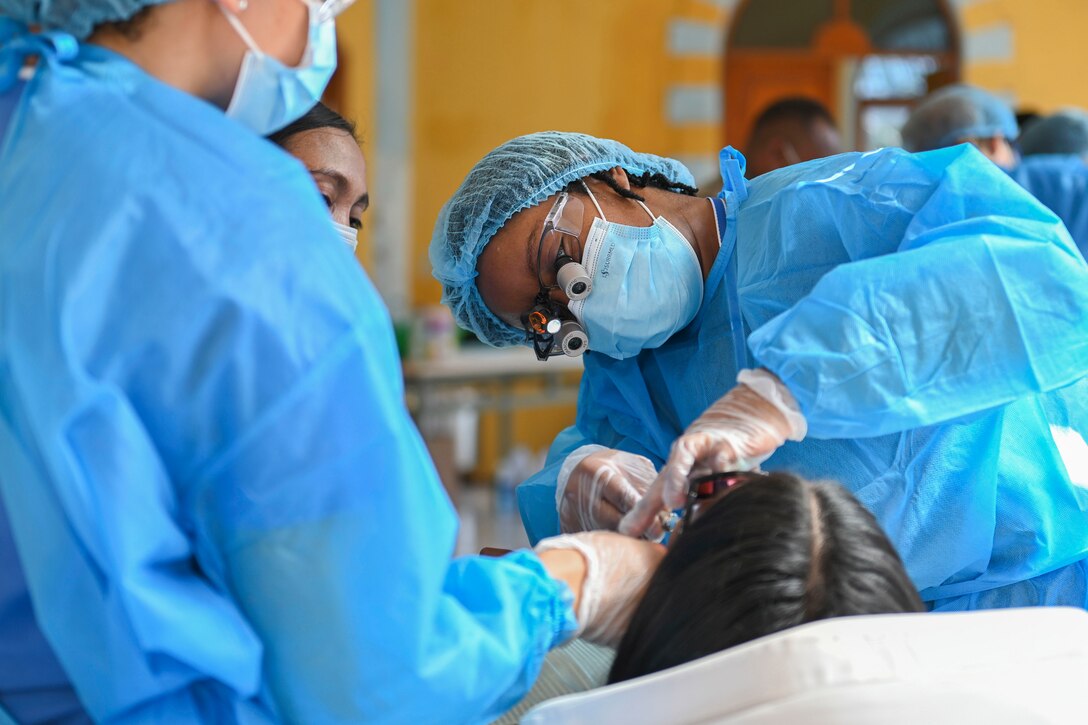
xmin=569 ymin=186 xmax=703 ymax=359
xmin=219 ymin=1 xmax=337 ymax=135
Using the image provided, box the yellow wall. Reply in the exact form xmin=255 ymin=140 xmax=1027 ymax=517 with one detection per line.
xmin=960 ymin=0 xmax=1088 ymax=112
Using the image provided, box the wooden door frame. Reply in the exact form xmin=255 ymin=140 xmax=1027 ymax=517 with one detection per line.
xmin=723 ymin=0 xmax=963 ymax=148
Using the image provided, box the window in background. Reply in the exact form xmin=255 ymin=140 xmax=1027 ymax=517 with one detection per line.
xmin=725 ymin=0 xmax=959 ymax=151
xmin=854 ymin=54 xmax=939 ymax=149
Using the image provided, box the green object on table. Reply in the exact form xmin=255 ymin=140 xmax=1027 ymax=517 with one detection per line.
xmin=393 ymin=320 xmax=413 ymax=360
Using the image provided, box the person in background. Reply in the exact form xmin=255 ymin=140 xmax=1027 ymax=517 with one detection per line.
xmin=0 ymin=2 xmax=662 ymax=723
xmin=900 ymin=84 xmax=1019 ymax=169
xmin=268 ymin=101 xmax=368 ymax=252
xmin=1008 ymin=156 xmax=1088 ymax=259
xmin=904 ymin=87 xmax=1088 ymax=258
xmin=1017 ymin=110 xmax=1041 ymax=134
xmin=742 ymin=97 xmax=843 ymax=179
xmin=608 ymin=471 xmax=923 ymax=683
xmin=1018 ymin=109 xmax=1088 ymax=160
xmin=429 ymin=130 xmax=1088 ymax=616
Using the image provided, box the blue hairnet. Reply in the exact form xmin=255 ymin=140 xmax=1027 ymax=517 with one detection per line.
xmin=0 ymin=0 xmax=174 ymax=39
xmin=429 ymin=131 xmax=695 ymax=347
xmin=1019 ymin=110 xmax=1088 ymax=158
xmin=901 ymin=84 xmax=1019 ymax=152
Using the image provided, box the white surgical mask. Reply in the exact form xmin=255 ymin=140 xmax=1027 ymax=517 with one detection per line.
xmin=333 ymin=220 xmax=358 ymax=252
xmin=219 ymin=0 xmax=338 ymax=135
xmin=569 ymin=184 xmax=703 ymax=359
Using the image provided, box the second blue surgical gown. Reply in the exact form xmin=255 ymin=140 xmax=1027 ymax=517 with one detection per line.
xmin=1008 ymin=153 xmax=1088 ymax=259
xmin=0 ymin=28 xmax=574 ymax=725
xmin=519 ymin=146 xmax=1088 ymax=611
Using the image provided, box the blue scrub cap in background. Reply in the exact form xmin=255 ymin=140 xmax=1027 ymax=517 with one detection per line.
xmin=0 ymin=0 xmax=174 ymax=39
xmin=900 ymin=84 xmax=1019 ymax=152
xmin=1018 ymin=110 xmax=1088 ymax=158
xmin=429 ymin=131 xmax=695 ymax=348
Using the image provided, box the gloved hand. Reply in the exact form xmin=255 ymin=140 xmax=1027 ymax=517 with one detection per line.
xmin=557 ymin=446 xmax=658 ymax=533
xmin=619 ymin=368 xmax=807 ymax=537
xmin=535 ymin=531 xmax=665 ymax=648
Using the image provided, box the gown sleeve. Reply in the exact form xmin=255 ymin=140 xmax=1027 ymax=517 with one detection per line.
xmin=1009 ymin=155 xmax=1088 ymax=260
xmin=0 ymin=44 xmax=577 ymax=724
xmin=187 ymin=286 xmax=578 ymax=723
xmin=746 ymin=145 xmax=1088 ymax=439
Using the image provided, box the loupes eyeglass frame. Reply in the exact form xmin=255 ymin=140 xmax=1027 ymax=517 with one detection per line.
xmin=535 ymin=192 xmax=586 ymax=292
xmin=522 ymin=192 xmax=590 ymax=361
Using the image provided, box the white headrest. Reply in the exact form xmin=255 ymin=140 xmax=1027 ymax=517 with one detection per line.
xmin=523 ymin=607 xmax=1088 ymax=724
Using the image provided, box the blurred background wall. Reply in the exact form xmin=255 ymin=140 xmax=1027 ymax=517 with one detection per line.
xmin=326 ymin=0 xmax=1088 ymax=484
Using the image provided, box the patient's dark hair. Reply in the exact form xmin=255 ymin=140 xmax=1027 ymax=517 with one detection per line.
xmin=267 ymin=102 xmax=358 ymax=148
xmin=608 ymin=472 xmax=923 ymax=683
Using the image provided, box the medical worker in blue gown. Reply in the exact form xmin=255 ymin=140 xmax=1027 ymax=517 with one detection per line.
xmin=1019 ymin=110 xmax=1088 ymax=160
xmin=1009 ymin=111 xmax=1088 ymax=259
xmin=0 ymin=3 xmax=663 ymax=723
xmin=903 ymin=84 xmax=1088 ymax=259
xmin=429 ymin=130 xmax=1088 ymax=614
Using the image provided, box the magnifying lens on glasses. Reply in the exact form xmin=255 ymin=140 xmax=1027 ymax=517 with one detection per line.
xmin=556 ymin=250 xmax=592 ymax=300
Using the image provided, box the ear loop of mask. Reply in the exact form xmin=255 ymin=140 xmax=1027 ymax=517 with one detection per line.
xmin=571 ymin=176 xmax=656 ymax=357
xmin=580 ymin=179 xmax=657 ymax=223
xmin=220 ymin=0 xmax=319 ymax=61
xmin=218 ymin=2 xmax=264 ymax=56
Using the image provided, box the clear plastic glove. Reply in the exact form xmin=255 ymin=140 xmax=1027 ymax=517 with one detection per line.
xmin=535 ymin=531 xmax=665 ymax=648
xmin=619 ymin=368 xmax=807 ymax=537
xmin=557 ymin=446 xmax=658 ymax=533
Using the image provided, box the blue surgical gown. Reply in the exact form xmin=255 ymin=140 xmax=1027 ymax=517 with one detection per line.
xmin=519 ymin=145 xmax=1088 ymax=611
xmin=0 ymin=29 xmax=575 ymax=724
xmin=1008 ymin=154 xmax=1088 ymax=259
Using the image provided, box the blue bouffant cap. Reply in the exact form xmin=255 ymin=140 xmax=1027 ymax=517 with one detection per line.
xmin=0 ymin=0 xmax=174 ymax=40
xmin=429 ymin=131 xmax=695 ymax=347
xmin=1019 ymin=110 xmax=1088 ymax=158
xmin=901 ymin=84 xmax=1018 ymax=152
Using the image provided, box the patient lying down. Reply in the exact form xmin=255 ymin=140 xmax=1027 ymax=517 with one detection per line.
xmin=608 ymin=471 xmax=924 ymax=683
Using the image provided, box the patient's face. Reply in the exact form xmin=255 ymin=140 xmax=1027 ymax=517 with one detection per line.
xmin=282 ymin=127 xmax=369 ymax=231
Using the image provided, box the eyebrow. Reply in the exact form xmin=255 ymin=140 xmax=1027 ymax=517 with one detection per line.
xmin=309 ymin=167 xmax=348 ymax=192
